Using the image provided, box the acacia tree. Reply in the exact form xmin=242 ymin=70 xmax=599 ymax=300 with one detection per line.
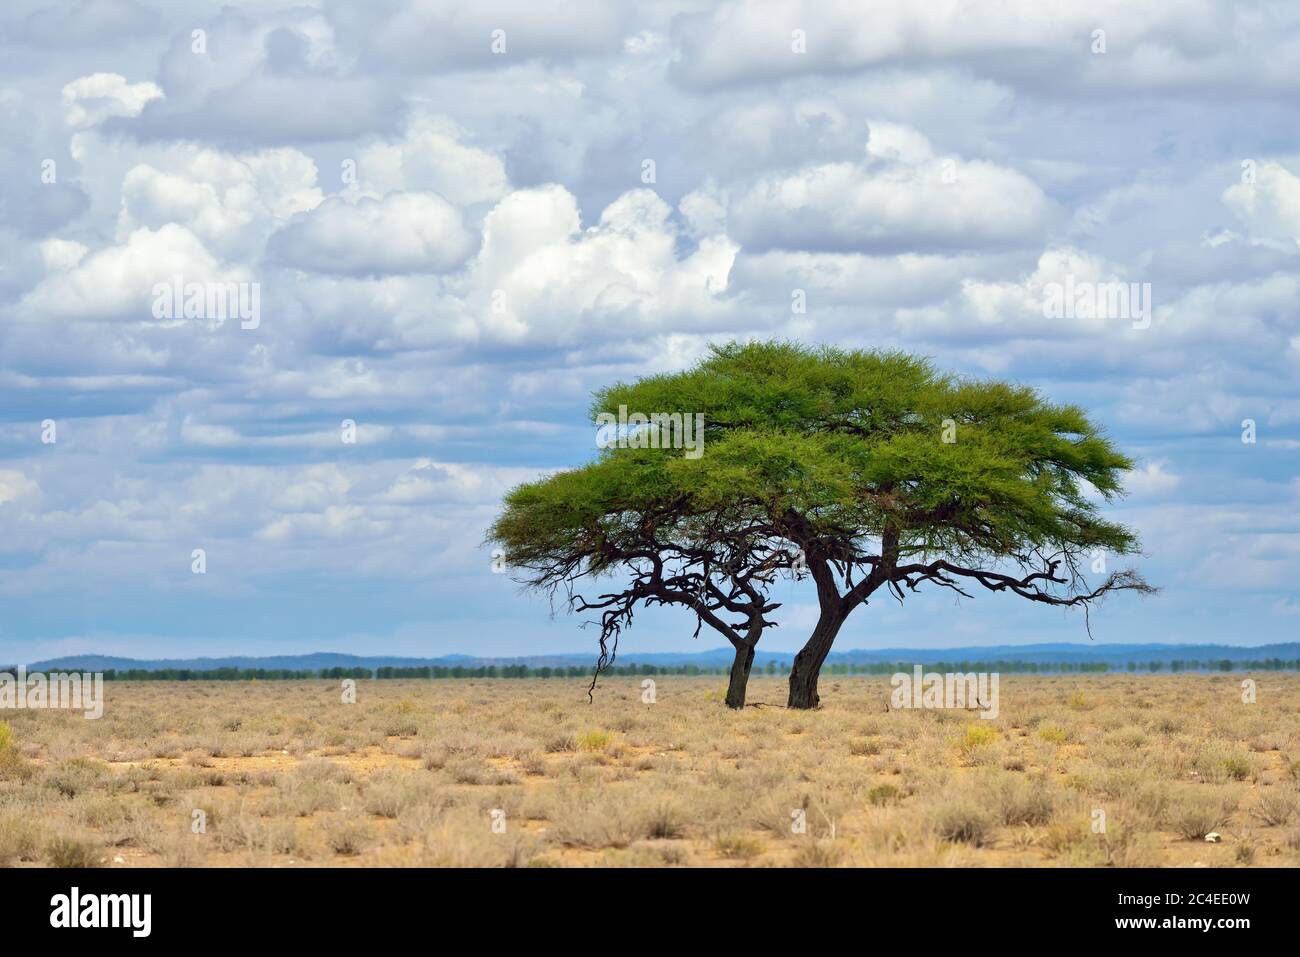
xmin=490 ymin=341 xmax=1154 ymax=710
xmin=488 ymin=449 xmax=793 ymax=708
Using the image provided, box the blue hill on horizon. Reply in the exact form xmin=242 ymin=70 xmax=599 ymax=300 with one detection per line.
xmin=12 ymin=642 xmax=1300 ymax=673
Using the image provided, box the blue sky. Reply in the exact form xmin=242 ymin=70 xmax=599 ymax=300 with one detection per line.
xmin=1 ymin=1 xmax=1298 ymax=664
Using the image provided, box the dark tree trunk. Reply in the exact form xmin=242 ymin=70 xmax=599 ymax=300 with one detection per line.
xmin=787 ymin=611 xmax=845 ymax=709
xmin=725 ymin=642 xmax=756 ymax=709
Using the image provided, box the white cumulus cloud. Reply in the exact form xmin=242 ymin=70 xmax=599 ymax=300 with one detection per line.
xmin=62 ymin=72 xmax=162 ymax=127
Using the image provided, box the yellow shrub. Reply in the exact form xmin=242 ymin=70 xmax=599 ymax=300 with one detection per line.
xmin=961 ymin=724 xmax=997 ymax=749
xmin=714 ymin=833 xmax=764 ymax=859
xmin=0 ymin=722 xmax=29 ymax=780
xmin=1039 ymin=723 xmax=1070 ymax=744
xmin=576 ymin=729 xmax=613 ymax=752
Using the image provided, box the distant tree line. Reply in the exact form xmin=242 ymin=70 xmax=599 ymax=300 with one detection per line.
xmin=4 ymin=657 xmax=1298 ymax=682
xmin=1125 ymin=659 xmax=1300 ymax=672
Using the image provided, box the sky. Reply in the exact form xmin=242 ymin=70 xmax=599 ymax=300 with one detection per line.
xmin=1 ymin=0 xmax=1298 ymax=665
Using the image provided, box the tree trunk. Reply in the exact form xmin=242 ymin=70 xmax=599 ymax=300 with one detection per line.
xmin=787 ymin=611 xmax=845 ymax=709
xmin=725 ymin=642 xmax=756 ymax=709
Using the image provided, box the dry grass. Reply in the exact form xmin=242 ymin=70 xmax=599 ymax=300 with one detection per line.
xmin=1 ymin=674 xmax=1298 ymax=867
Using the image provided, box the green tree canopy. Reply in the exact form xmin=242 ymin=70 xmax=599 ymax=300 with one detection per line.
xmin=490 ymin=341 xmax=1154 ymax=709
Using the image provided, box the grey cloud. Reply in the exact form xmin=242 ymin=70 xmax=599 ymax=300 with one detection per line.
xmin=267 ymin=192 xmax=479 ymax=275
xmin=0 ymin=99 xmax=90 ymax=238
xmin=668 ymin=1 xmax=1295 ymax=99
xmin=727 ymin=139 xmax=1055 ymax=253
xmin=103 ymin=9 xmax=407 ymax=147
xmin=0 ymin=0 xmax=159 ymax=52
xmin=327 ymin=0 xmax=634 ymax=73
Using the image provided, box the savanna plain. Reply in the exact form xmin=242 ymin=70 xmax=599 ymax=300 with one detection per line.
xmin=2 ymin=674 xmax=1298 ymax=868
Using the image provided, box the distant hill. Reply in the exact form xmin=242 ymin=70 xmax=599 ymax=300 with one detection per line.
xmin=15 ymin=642 xmax=1300 ymax=673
